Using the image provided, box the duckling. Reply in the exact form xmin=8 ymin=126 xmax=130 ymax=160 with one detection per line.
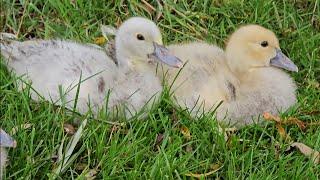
xmin=0 ymin=129 xmax=17 ymax=179
xmin=218 ymin=25 xmax=298 ymax=126
xmin=160 ymin=25 xmax=298 ymax=127
xmin=0 ymin=17 xmax=182 ymax=118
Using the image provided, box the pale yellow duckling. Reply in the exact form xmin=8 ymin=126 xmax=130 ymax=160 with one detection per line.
xmin=219 ymin=25 xmax=298 ymax=126
xmin=163 ymin=25 xmax=298 ymax=127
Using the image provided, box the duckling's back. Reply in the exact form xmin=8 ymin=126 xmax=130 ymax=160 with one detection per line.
xmin=161 ymin=42 xmax=238 ymax=113
xmin=0 ymin=39 xmax=120 ymax=113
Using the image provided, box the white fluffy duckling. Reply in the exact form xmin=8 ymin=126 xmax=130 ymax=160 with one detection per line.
xmin=0 ymin=17 xmax=182 ymax=118
xmin=162 ymin=25 xmax=298 ymax=127
xmin=0 ymin=129 xmax=17 ymax=179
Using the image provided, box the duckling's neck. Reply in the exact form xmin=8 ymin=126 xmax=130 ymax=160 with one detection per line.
xmin=117 ymin=56 xmax=155 ymax=75
xmin=130 ymin=60 xmax=155 ymax=73
xmin=115 ymin=46 xmax=153 ymax=73
xmin=235 ymin=68 xmax=265 ymax=88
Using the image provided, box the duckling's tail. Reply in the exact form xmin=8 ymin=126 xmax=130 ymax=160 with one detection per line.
xmin=0 ymin=33 xmax=19 ymax=60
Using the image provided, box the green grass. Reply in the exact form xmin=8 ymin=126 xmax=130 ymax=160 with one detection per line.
xmin=1 ymin=0 xmax=320 ymax=179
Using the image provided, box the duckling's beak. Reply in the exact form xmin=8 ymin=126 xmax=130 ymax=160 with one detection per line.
xmin=270 ymin=49 xmax=298 ymax=72
xmin=0 ymin=129 xmax=17 ymax=148
xmin=148 ymin=42 xmax=183 ymax=68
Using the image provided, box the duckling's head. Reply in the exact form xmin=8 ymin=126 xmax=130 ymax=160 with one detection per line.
xmin=225 ymin=25 xmax=298 ymax=75
xmin=115 ymin=17 xmax=182 ymax=70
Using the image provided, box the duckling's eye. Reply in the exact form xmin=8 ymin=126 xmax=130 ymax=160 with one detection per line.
xmin=261 ymin=41 xmax=268 ymax=47
xmin=136 ymin=34 xmax=145 ymax=40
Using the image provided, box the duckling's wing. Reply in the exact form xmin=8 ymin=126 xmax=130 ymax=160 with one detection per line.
xmin=1 ymin=39 xmax=119 ymax=112
xmin=104 ymin=39 xmax=117 ymax=64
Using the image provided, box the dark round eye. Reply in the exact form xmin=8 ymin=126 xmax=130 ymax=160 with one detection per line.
xmin=261 ymin=41 xmax=268 ymax=47
xmin=136 ymin=34 xmax=145 ymax=40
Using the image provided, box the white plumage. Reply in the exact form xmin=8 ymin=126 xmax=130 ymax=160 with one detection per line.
xmin=0 ymin=17 xmax=182 ymax=118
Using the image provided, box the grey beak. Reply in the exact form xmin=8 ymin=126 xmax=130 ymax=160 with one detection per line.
xmin=0 ymin=129 xmax=17 ymax=148
xmin=148 ymin=42 xmax=183 ymax=68
xmin=270 ymin=49 xmax=298 ymax=72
